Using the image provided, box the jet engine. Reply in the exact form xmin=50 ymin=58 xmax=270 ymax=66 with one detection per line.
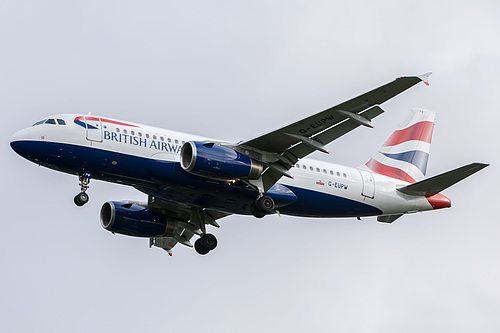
xmin=100 ymin=201 xmax=177 ymax=237
xmin=180 ymin=141 xmax=263 ymax=180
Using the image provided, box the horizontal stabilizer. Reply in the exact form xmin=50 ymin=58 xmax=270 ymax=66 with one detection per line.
xmin=377 ymin=214 xmax=403 ymax=223
xmin=397 ymin=162 xmax=489 ymax=196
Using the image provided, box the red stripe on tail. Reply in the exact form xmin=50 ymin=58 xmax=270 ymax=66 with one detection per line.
xmin=366 ymin=158 xmax=416 ymax=183
xmin=383 ymin=121 xmax=434 ymax=147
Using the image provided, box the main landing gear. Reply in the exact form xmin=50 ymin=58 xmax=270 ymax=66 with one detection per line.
xmin=74 ymin=171 xmax=91 ymax=207
xmin=189 ymin=208 xmax=219 ymax=255
xmin=250 ymin=195 xmax=276 ymax=218
xmin=192 ymin=194 xmax=275 ymax=255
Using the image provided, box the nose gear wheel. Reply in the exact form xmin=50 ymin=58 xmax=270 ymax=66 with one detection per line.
xmin=74 ymin=192 xmax=89 ymax=206
xmin=74 ymin=171 xmax=91 ymax=207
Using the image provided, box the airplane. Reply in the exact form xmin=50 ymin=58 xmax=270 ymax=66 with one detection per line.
xmin=10 ymin=73 xmax=488 ymax=256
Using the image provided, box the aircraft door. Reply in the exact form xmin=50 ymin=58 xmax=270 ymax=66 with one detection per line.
xmin=84 ymin=116 xmax=103 ymax=142
xmin=358 ymin=169 xmax=375 ymax=199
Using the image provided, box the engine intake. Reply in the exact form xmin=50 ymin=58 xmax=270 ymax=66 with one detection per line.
xmin=180 ymin=141 xmax=262 ymax=180
xmin=100 ymin=201 xmax=177 ymax=237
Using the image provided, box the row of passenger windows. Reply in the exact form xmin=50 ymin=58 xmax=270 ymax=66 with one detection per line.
xmin=115 ymin=127 xmax=184 ymax=145
xmin=33 ymin=118 xmax=66 ymax=126
xmin=295 ymin=164 xmax=348 ymax=178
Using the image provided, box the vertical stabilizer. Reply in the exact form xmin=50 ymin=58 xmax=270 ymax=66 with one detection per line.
xmin=365 ymin=108 xmax=435 ymax=183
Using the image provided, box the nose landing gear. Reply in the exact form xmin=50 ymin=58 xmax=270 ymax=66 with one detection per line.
xmin=74 ymin=171 xmax=91 ymax=207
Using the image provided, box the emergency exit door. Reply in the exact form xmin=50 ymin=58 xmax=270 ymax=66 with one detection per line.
xmin=84 ymin=116 xmax=103 ymax=142
xmin=358 ymin=169 xmax=375 ymax=199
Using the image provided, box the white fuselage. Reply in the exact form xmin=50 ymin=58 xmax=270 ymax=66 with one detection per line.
xmin=10 ymin=114 xmax=445 ymax=218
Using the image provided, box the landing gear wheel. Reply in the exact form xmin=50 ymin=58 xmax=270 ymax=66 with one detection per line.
xmin=194 ymin=233 xmax=218 ymax=255
xmin=257 ymin=196 xmax=275 ymax=213
xmin=74 ymin=192 xmax=89 ymax=206
xmin=194 ymin=239 xmax=210 ymax=255
xmin=200 ymin=233 xmax=218 ymax=251
xmin=251 ymin=204 xmax=266 ymax=218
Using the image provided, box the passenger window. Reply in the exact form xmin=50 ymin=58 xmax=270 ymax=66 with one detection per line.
xmin=116 ymin=128 xmax=120 ymax=133
xmin=343 ymin=173 xmax=347 ymax=178
xmin=32 ymin=119 xmax=46 ymax=126
xmin=330 ymin=170 xmax=334 ymax=175
xmin=323 ymin=169 xmax=327 ymax=174
xmin=138 ymin=132 xmax=142 ymax=137
xmin=168 ymin=138 xmax=171 ymax=143
xmin=302 ymin=165 xmax=306 ymax=169
xmin=45 ymin=119 xmax=56 ymax=125
xmin=175 ymin=139 xmax=179 ymax=144
xmin=56 ymin=119 xmax=66 ymax=125
xmin=146 ymin=133 xmax=149 ymax=138
xmin=160 ymin=137 xmax=164 ymax=142
xmin=131 ymin=131 xmax=135 ymax=136
xmin=123 ymin=129 xmax=127 ymax=134
xmin=316 ymin=168 xmax=320 ymax=172
xmin=309 ymin=166 xmax=313 ymax=171
xmin=337 ymin=172 xmax=341 ymax=177
xmin=296 ymin=164 xmax=300 ymax=168
xmin=153 ymin=135 xmax=157 ymax=140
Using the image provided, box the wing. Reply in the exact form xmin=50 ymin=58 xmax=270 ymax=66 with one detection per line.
xmin=143 ymin=196 xmax=230 ymax=255
xmin=233 ymin=73 xmax=432 ymax=191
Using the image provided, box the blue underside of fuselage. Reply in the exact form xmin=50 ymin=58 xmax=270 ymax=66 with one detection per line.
xmin=10 ymin=140 xmax=382 ymax=218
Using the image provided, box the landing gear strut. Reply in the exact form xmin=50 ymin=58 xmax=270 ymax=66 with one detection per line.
xmin=74 ymin=171 xmax=91 ymax=207
xmin=190 ymin=207 xmax=219 ymax=255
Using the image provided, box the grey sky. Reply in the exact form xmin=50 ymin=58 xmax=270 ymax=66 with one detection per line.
xmin=1 ymin=1 xmax=499 ymax=332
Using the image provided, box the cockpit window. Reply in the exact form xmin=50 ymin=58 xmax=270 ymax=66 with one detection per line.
xmin=45 ymin=119 xmax=56 ymax=124
xmin=32 ymin=119 xmax=46 ymax=126
xmin=57 ymin=119 xmax=66 ymax=125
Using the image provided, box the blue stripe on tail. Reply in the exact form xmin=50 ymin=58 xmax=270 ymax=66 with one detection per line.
xmin=381 ymin=150 xmax=429 ymax=175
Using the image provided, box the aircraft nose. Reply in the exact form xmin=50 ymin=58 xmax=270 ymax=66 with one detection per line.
xmin=10 ymin=128 xmax=36 ymax=159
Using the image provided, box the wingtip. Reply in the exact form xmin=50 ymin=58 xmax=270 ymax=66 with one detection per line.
xmin=474 ymin=162 xmax=490 ymax=169
xmin=417 ymin=72 xmax=432 ymax=86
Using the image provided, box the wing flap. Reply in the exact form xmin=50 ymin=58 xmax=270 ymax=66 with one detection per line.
xmin=289 ymin=106 xmax=384 ymax=160
xmin=141 ymin=195 xmax=230 ymax=255
xmin=260 ymin=106 xmax=384 ymax=191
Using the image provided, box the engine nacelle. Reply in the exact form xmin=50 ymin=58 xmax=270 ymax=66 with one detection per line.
xmin=180 ymin=141 xmax=262 ymax=180
xmin=100 ymin=201 xmax=177 ymax=238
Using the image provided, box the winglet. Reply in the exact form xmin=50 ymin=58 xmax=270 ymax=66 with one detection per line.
xmin=417 ymin=72 xmax=432 ymax=86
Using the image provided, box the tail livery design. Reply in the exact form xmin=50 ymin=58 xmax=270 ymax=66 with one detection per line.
xmin=366 ymin=108 xmax=435 ymax=183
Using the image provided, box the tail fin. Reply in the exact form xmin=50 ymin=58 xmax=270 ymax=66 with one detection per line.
xmin=365 ymin=108 xmax=435 ymax=183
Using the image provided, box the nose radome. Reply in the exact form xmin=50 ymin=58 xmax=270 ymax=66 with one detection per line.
xmin=11 ymin=125 xmax=39 ymax=141
xmin=10 ymin=129 xmax=24 ymax=143
xmin=10 ymin=127 xmax=37 ymax=158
